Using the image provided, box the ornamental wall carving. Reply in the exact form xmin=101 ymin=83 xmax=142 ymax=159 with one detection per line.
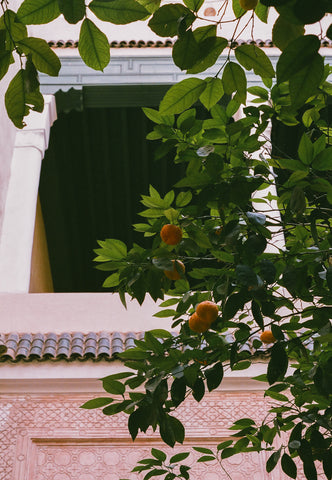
xmin=0 ymin=391 xmax=304 ymax=479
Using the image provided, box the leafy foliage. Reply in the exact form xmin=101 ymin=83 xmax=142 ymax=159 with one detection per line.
xmin=1 ymin=1 xmax=332 ymax=479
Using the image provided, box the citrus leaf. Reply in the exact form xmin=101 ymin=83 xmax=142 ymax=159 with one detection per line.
xmin=222 ymin=61 xmax=247 ymax=104
xmin=159 ymin=78 xmax=206 ymax=114
xmin=272 ymin=15 xmax=304 ymax=51
xmin=17 ymin=0 xmax=60 ymax=24
xmin=79 ymin=18 xmax=110 ymax=71
xmin=289 ymin=53 xmax=324 ymax=109
xmin=169 ymin=452 xmax=190 ymax=463
xmin=184 ymin=0 xmax=204 ymax=11
xmin=148 ymin=4 xmax=195 ymax=37
xmin=199 ymin=77 xmax=224 ymax=110
xmin=276 ymin=34 xmax=320 ymax=84
xmin=267 ymin=342 xmax=288 ymax=384
xmin=0 ymin=52 xmax=12 ymax=81
xmin=5 ymin=69 xmax=44 ymax=128
xmin=281 ymin=453 xmax=297 ymax=478
xmin=58 ymin=0 xmax=85 ymax=23
xmin=235 ymin=44 xmax=275 ymax=78
xmin=80 ymin=397 xmax=114 ymax=409
xmin=172 ymin=30 xmax=199 ymax=70
xmin=89 ymin=0 xmax=149 ymax=24
xmin=103 ymin=273 xmax=120 ymax=288
xmin=266 ymin=449 xmax=281 ymax=473
xmin=17 ymin=37 xmax=60 ymax=76
xmin=187 ymin=36 xmax=228 ymax=74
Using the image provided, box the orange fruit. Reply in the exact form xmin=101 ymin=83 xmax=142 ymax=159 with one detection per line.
xmin=160 ymin=224 xmax=183 ymax=246
xmin=196 ymin=301 xmax=219 ymax=324
xmin=163 ymin=260 xmax=185 ymax=280
xmin=260 ymin=330 xmax=276 ymax=344
xmin=189 ymin=313 xmax=211 ymax=333
xmin=239 ymin=0 xmax=258 ymax=9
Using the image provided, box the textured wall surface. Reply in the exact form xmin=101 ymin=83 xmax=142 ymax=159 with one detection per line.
xmin=0 ymin=390 xmax=295 ymax=480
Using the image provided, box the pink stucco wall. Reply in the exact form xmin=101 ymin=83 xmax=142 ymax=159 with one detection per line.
xmin=0 ymin=390 xmax=293 ymax=480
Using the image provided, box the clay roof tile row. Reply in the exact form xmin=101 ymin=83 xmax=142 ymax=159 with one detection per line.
xmin=0 ymin=331 xmax=272 ymax=363
xmin=0 ymin=331 xmax=146 ymax=363
xmin=47 ymin=39 xmax=332 ymax=49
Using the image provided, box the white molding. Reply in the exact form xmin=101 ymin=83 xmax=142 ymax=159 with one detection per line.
xmin=39 ymin=48 xmax=332 ymax=94
xmin=0 ymin=96 xmax=57 ymax=292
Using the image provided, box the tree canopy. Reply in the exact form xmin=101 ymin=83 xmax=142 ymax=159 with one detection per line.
xmin=1 ymin=0 xmax=332 ymax=478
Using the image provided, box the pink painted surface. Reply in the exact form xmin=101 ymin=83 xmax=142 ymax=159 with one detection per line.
xmin=0 ymin=390 xmax=296 ymax=480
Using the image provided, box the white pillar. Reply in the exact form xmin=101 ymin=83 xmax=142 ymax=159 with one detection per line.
xmin=0 ymin=96 xmax=57 ymax=292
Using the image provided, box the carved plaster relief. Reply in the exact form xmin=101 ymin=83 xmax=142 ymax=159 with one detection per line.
xmin=0 ymin=391 xmax=292 ymax=479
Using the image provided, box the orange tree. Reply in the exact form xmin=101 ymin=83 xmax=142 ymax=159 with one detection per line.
xmin=1 ymin=0 xmax=332 ymax=478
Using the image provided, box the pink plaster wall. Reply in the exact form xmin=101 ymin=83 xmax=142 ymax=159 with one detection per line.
xmin=0 ymin=390 xmax=294 ymax=480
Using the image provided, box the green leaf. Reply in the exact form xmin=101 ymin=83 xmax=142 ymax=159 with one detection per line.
xmin=192 ymin=377 xmax=205 ymax=402
xmin=17 ymin=0 xmax=60 ymax=24
xmin=58 ymin=0 xmax=85 ymax=23
xmin=197 ymin=455 xmax=215 ymax=462
xmin=80 ymin=397 xmax=113 ymax=409
xmin=205 ymin=362 xmax=223 ymax=391
xmin=169 ymin=452 xmax=190 ymax=463
xmin=235 ymin=45 xmax=275 ymax=78
xmin=183 ymin=0 xmax=204 ymax=11
xmin=159 ymin=78 xmax=206 ymax=115
xmin=103 ymin=272 xmax=120 ymax=288
xmin=151 ymin=448 xmax=167 ymax=462
xmin=17 ymin=37 xmax=61 ymax=76
xmin=176 ymin=191 xmax=192 ymax=207
xmin=297 ymin=133 xmax=313 ymax=165
xmin=199 ymin=77 xmax=224 ymax=110
xmin=267 ymin=342 xmax=288 ymax=385
xmin=0 ymin=10 xmax=28 ymax=46
xmin=148 ymin=329 xmax=173 ymax=338
xmin=171 ymin=377 xmax=186 ymax=407
xmin=99 ymin=239 xmax=127 ymax=260
xmin=5 ymin=69 xmax=44 ymax=128
xmin=78 ymin=18 xmax=110 ymax=71
xmin=89 ymin=0 xmax=149 ymax=24
xmin=148 ymin=4 xmax=195 ymax=37
xmin=172 ymin=30 xmax=199 ymax=70
xmin=276 ymin=34 xmax=320 ymax=83
xmin=251 ymin=300 xmax=264 ymax=329
xmin=102 ymin=378 xmax=125 ymax=395
xmin=153 ymin=309 xmax=177 ymax=318
xmin=289 ymin=53 xmax=324 ymax=108
xmin=222 ymin=62 xmax=247 ymax=104
xmin=272 ymin=15 xmax=304 ymax=51
xmin=312 ymin=148 xmax=332 ymax=171
xmin=247 ymin=86 xmax=268 ymax=100
xmin=187 ymin=36 xmax=228 ymax=74
xmin=264 ymin=390 xmax=289 ymax=402
xmin=194 ymin=447 xmax=213 ymax=454
xmin=0 ymin=52 xmax=12 ymax=81
xmin=232 ymin=0 xmax=245 ymax=18
xmin=255 ymin=2 xmax=269 ymax=22
xmin=266 ymin=449 xmax=281 ymax=473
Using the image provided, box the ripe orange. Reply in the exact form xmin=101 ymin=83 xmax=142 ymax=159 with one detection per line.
xmin=239 ymin=0 xmax=258 ymax=9
xmin=189 ymin=313 xmax=211 ymax=333
xmin=260 ymin=330 xmax=276 ymax=344
xmin=160 ymin=224 xmax=183 ymax=246
xmin=196 ymin=301 xmax=219 ymax=324
xmin=163 ymin=260 xmax=185 ymax=280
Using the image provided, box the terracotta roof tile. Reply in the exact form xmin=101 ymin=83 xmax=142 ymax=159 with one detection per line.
xmin=47 ymin=38 xmax=332 ymax=49
xmin=0 ymin=331 xmax=272 ymax=363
